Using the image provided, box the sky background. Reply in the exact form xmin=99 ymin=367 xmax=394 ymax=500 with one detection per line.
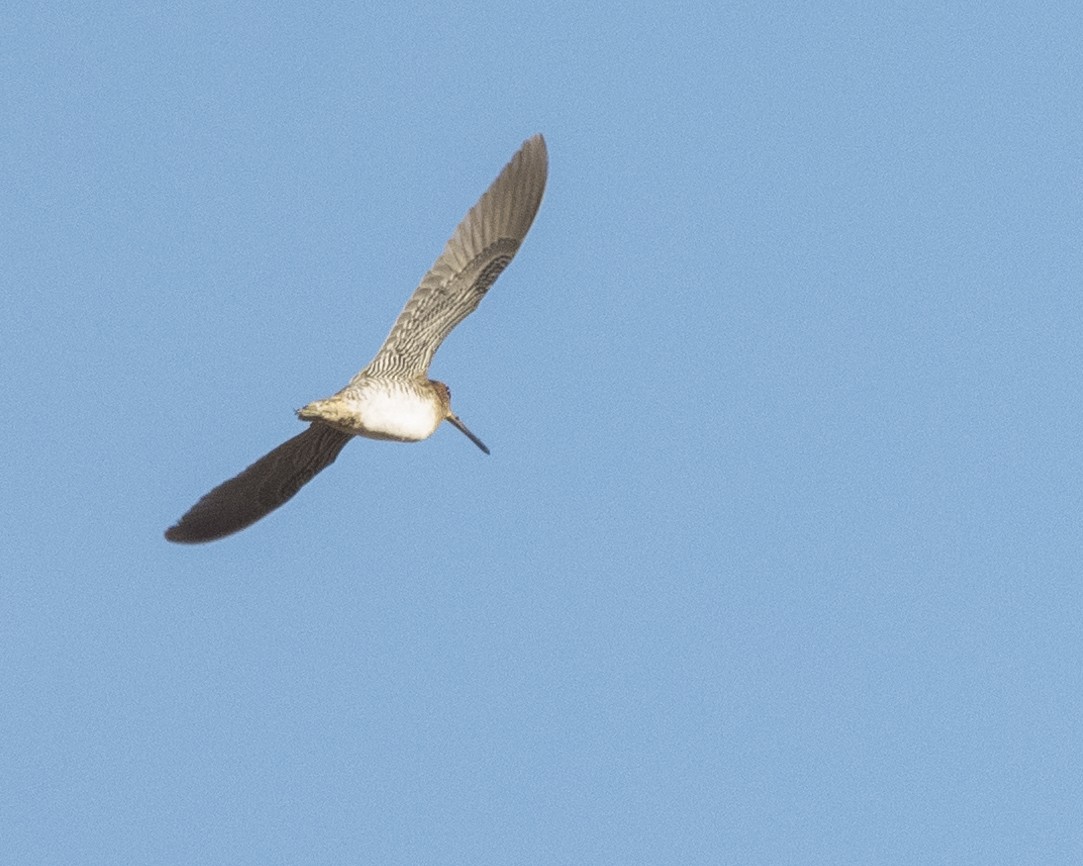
xmin=2 ymin=2 xmax=1081 ymax=863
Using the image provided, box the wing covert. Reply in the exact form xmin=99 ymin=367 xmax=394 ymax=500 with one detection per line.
xmin=164 ymin=423 xmax=352 ymax=543
xmin=357 ymin=134 xmax=548 ymax=379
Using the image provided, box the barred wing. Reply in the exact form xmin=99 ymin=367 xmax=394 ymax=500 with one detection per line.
xmin=357 ymin=134 xmax=548 ymax=380
xmin=164 ymin=423 xmax=352 ymax=544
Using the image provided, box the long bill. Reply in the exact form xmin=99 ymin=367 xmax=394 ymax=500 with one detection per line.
xmin=447 ymin=414 xmax=490 ymax=455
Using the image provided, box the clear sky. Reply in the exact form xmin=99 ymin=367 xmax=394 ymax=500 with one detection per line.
xmin=3 ymin=2 xmax=1081 ymax=863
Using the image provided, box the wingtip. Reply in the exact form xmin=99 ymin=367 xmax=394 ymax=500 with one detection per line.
xmin=163 ymin=521 xmax=219 ymax=545
xmin=164 ymin=527 xmax=200 ymax=544
xmin=521 ymin=133 xmax=548 ymax=163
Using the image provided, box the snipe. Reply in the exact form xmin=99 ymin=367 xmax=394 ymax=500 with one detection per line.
xmin=165 ymin=135 xmax=547 ymax=543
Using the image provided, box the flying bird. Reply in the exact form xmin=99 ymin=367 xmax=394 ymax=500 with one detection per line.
xmin=165 ymin=134 xmax=548 ymax=543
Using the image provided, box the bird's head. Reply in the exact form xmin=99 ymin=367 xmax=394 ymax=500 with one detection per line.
xmin=430 ymin=380 xmax=490 ymax=455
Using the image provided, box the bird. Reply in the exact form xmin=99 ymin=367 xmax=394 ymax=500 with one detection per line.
xmin=165 ymin=134 xmax=548 ymax=544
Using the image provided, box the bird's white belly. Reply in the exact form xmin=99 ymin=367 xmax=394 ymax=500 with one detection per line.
xmin=352 ymin=384 xmax=442 ymax=442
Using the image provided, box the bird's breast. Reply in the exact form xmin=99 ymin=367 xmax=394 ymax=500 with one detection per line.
xmin=344 ymin=381 xmax=443 ymax=443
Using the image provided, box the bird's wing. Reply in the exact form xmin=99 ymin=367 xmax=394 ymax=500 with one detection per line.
xmin=164 ymin=423 xmax=352 ymax=544
xmin=356 ymin=134 xmax=548 ymax=380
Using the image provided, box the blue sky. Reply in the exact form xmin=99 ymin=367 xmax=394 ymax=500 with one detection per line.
xmin=3 ymin=2 xmax=1081 ymax=863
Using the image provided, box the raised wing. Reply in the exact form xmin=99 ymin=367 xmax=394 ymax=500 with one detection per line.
xmin=164 ymin=423 xmax=352 ymax=543
xmin=357 ymin=134 xmax=548 ymax=379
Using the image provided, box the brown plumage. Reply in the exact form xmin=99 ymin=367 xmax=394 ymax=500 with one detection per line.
xmin=165 ymin=135 xmax=548 ymax=543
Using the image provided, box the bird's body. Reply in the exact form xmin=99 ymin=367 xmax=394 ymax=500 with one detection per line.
xmin=297 ymin=378 xmax=446 ymax=443
xmin=165 ymin=134 xmax=547 ymax=543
